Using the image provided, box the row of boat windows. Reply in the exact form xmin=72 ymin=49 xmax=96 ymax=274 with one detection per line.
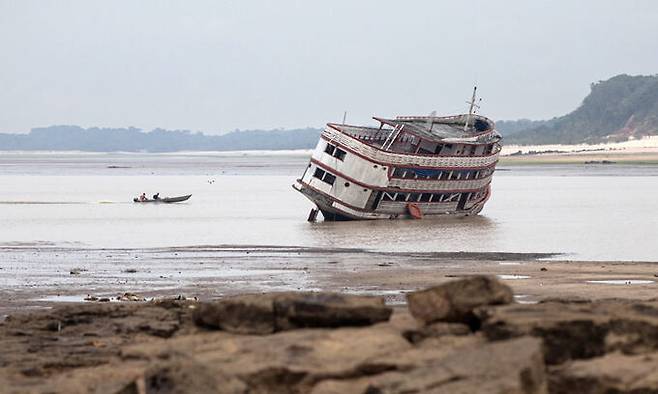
xmin=324 ymin=144 xmax=347 ymax=161
xmin=313 ymin=168 xmax=336 ymax=186
xmin=391 ymin=167 xmax=494 ymax=181
xmin=381 ymin=191 xmax=485 ymax=203
xmin=312 ymin=166 xmax=486 ymax=203
xmin=418 ymin=143 xmax=495 ymax=156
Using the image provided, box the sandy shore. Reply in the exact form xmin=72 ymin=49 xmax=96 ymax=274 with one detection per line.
xmin=1 ymin=245 xmax=656 ymax=317
xmin=500 ymin=137 xmax=658 ymax=165
xmin=499 ymin=151 xmax=658 ymax=165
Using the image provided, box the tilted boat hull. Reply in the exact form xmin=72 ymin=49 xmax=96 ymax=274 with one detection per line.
xmin=294 ymin=112 xmax=500 ymax=221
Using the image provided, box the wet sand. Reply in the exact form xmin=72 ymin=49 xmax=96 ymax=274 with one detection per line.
xmin=1 ymin=245 xmax=656 ymax=317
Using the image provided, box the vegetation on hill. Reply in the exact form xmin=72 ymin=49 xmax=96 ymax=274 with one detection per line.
xmin=500 ymin=74 xmax=658 ymax=145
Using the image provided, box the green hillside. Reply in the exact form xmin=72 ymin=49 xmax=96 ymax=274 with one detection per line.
xmin=502 ymin=74 xmax=658 ymax=145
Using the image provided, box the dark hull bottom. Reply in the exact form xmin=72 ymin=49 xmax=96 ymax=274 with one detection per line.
xmin=318 ymin=209 xmax=354 ymax=222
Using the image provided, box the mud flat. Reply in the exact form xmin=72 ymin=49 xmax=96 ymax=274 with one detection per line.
xmin=1 ymin=276 xmax=658 ymax=393
xmin=1 ymin=245 xmax=657 ymax=317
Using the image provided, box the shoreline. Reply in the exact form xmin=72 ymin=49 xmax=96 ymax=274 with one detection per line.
xmin=2 ymin=245 xmax=656 ymax=317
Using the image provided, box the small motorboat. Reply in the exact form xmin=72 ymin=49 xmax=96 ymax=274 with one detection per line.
xmin=133 ymin=194 xmax=192 ymax=203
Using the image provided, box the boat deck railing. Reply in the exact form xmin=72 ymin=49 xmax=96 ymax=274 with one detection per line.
xmin=322 ymin=127 xmax=501 ymax=168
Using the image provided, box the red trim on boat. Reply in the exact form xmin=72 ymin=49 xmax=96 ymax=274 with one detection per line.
xmin=407 ymin=203 xmax=423 ymax=219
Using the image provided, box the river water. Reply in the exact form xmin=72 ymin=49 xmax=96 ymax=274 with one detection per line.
xmin=1 ymin=151 xmax=657 ymax=261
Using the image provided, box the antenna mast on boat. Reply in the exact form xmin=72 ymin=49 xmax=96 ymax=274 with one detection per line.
xmin=342 ymin=111 xmax=347 ymax=125
xmin=464 ymin=86 xmax=480 ymax=131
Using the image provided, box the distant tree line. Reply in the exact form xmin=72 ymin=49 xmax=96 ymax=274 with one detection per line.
xmin=0 ymin=126 xmax=323 ymax=152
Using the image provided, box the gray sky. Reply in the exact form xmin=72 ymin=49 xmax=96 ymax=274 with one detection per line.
xmin=1 ymin=0 xmax=657 ymax=134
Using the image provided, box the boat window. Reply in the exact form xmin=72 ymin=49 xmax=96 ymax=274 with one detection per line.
xmin=445 ymin=193 xmax=461 ymax=202
xmin=393 ymin=168 xmax=405 ymax=177
xmin=333 ymin=148 xmax=347 ymax=161
xmin=313 ymin=168 xmax=326 ymax=179
xmin=313 ymin=167 xmax=336 ymax=186
xmin=323 ymin=172 xmax=336 ymax=185
xmin=409 ymin=193 xmax=421 ymax=202
xmin=395 ymin=193 xmax=407 ymax=202
xmin=419 ymin=193 xmax=431 ymax=202
xmin=382 ymin=192 xmax=395 ymax=201
xmin=324 ymin=144 xmax=336 ymax=155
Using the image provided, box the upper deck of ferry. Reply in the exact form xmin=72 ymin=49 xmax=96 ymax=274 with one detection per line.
xmin=328 ymin=114 xmax=497 ymax=144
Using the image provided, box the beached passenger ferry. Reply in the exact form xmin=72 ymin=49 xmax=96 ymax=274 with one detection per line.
xmin=293 ymin=88 xmax=502 ymax=221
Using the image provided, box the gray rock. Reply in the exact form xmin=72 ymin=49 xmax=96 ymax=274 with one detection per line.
xmin=273 ymin=292 xmax=393 ymax=330
xmin=312 ymin=336 xmax=547 ymax=394
xmin=116 ymin=357 xmax=246 ymax=394
xmin=193 ymin=294 xmax=277 ymax=335
xmin=402 ymin=322 xmax=471 ymax=344
xmin=193 ymin=292 xmax=393 ymax=335
xmin=549 ymin=351 xmax=658 ymax=394
xmin=479 ymin=300 xmax=658 ymax=365
xmin=406 ymin=276 xmax=513 ymax=327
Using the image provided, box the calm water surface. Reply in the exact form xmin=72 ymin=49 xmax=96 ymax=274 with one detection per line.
xmin=1 ymin=152 xmax=657 ymax=261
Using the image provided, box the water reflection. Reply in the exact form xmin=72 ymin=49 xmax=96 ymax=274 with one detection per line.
xmin=306 ymin=215 xmax=497 ymax=252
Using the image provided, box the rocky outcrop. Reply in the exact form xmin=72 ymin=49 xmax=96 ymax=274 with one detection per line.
xmin=550 ymin=352 xmax=658 ymax=394
xmin=1 ymin=277 xmax=657 ymax=393
xmin=402 ymin=322 xmax=471 ymax=344
xmin=193 ymin=292 xmax=393 ymax=335
xmin=117 ymin=356 xmax=247 ymax=394
xmin=479 ymin=299 xmax=658 ymax=365
xmin=406 ymin=275 xmax=513 ymax=328
xmin=549 ymin=352 xmax=658 ymax=394
xmin=312 ymin=336 xmax=547 ymax=394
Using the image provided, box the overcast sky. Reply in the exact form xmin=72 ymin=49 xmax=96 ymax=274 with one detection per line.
xmin=1 ymin=0 xmax=657 ymax=134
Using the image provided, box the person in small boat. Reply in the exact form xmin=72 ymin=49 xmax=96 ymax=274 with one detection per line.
xmin=139 ymin=193 xmax=147 ymax=202
xmin=152 ymin=193 xmax=160 ymax=200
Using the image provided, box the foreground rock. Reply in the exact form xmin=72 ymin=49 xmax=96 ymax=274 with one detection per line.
xmin=479 ymin=299 xmax=658 ymax=364
xmin=312 ymin=336 xmax=547 ymax=394
xmin=193 ymin=292 xmax=393 ymax=335
xmin=549 ymin=351 xmax=658 ymax=393
xmin=406 ymin=275 xmax=513 ymax=328
xmin=1 ymin=278 xmax=658 ymax=393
